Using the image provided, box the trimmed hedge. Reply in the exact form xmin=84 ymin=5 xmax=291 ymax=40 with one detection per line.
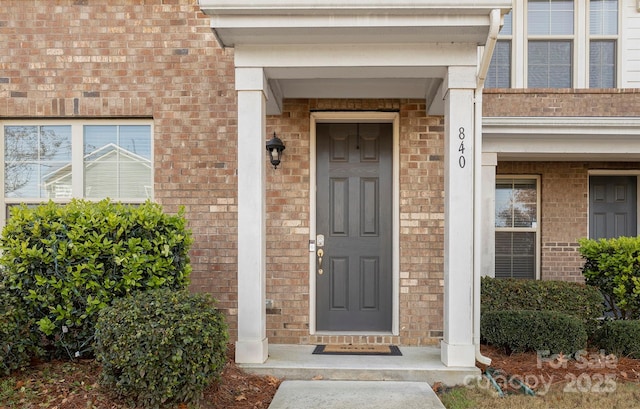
xmin=593 ymin=320 xmax=640 ymax=358
xmin=481 ymin=310 xmax=587 ymax=354
xmin=0 ymin=199 xmax=193 ymax=359
xmin=95 ymin=288 xmax=228 ymax=408
xmin=481 ymin=277 xmax=604 ymax=324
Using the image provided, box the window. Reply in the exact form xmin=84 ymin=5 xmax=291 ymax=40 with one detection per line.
xmin=589 ymin=0 xmax=617 ymax=88
xmin=4 ymin=125 xmax=72 ymax=199
xmin=83 ymin=125 xmax=152 ymax=199
xmin=495 ymin=177 xmax=540 ymax=279
xmin=486 ymin=12 xmax=512 ymax=88
xmin=490 ymin=0 xmax=620 ymax=89
xmin=2 ymin=121 xmax=152 ymax=222
xmin=527 ymin=0 xmax=574 ymax=88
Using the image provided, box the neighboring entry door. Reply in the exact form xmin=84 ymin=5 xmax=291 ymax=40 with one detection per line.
xmin=589 ymin=176 xmax=637 ymax=239
xmin=316 ymin=123 xmax=392 ymax=331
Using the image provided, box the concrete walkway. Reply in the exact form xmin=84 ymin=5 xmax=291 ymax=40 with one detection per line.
xmin=268 ymin=380 xmax=446 ymax=409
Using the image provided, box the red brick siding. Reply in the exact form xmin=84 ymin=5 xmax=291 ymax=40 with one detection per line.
xmin=484 ymin=89 xmax=640 ymax=117
xmin=0 ymin=0 xmax=241 ymax=336
xmin=2 ymin=0 xmax=450 ymax=346
xmin=487 ymin=88 xmax=640 ymax=282
xmin=265 ymin=99 xmax=445 ymax=346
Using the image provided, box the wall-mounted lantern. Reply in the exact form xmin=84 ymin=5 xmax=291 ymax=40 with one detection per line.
xmin=265 ymin=132 xmax=285 ymax=169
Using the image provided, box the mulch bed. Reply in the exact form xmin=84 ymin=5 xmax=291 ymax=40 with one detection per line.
xmin=477 ymin=344 xmax=640 ymax=393
xmin=5 ymin=343 xmax=640 ymax=407
xmin=0 ymin=344 xmax=281 ymax=409
xmin=204 ymin=344 xmax=281 ymax=409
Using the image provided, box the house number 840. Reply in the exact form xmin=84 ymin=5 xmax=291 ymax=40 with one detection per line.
xmin=458 ymin=127 xmax=466 ymax=169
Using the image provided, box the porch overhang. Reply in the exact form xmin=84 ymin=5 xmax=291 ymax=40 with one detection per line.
xmin=199 ymin=0 xmax=511 ymax=115
xmin=484 ymin=117 xmax=640 ymax=161
xmin=199 ymin=0 xmax=509 ymax=47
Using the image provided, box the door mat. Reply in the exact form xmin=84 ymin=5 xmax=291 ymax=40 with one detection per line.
xmin=312 ymin=344 xmax=402 ymax=356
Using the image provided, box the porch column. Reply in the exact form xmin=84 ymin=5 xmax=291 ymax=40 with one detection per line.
xmin=481 ymin=153 xmax=497 ymax=277
xmin=441 ymin=66 xmax=477 ymax=367
xmin=235 ymin=67 xmax=268 ymax=363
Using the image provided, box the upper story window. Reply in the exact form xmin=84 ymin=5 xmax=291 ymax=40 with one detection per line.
xmin=486 ymin=12 xmax=512 ymax=88
xmin=589 ymin=0 xmax=618 ymax=88
xmin=527 ymin=0 xmax=574 ymax=88
xmin=486 ymin=0 xmax=619 ymax=89
xmin=2 ymin=120 xmax=153 ymax=223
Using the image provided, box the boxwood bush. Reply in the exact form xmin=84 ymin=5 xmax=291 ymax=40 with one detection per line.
xmin=95 ymin=288 xmax=228 ymax=408
xmin=481 ymin=310 xmax=587 ymax=354
xmin=0 ymin=199 xmax=193 ymax=359
xmin=481 ymin=277 xmax=604 ymax=324
xmin=593 ymin=320 xmax=640 ymax=358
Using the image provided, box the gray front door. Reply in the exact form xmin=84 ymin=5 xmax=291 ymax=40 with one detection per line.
xmin=589 ymin=176 xmax=637 ymax=239
xmin=316 ymin=123 xmax=392 ymax=331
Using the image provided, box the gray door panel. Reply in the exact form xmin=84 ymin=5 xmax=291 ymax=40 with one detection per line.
xmin=316 ymin=123 xmax=392 ymax=331
xmin=589 ymin=176 xmax=637 ymax=239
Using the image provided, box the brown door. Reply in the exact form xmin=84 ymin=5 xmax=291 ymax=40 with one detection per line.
xmin=590 ymin=176 xmax=637 ymax=239
xmin=316 ymin=123 xmax=392 ymax=331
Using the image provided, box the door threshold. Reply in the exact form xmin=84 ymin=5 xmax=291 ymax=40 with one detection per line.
xmin=314 ymin=331 xmax=394 ymax=336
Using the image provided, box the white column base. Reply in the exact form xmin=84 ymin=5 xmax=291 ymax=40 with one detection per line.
xmin=441 ymin=340 xmax=476 ymax=367
xmin=235 ymin=337 xmax=269 ymax=364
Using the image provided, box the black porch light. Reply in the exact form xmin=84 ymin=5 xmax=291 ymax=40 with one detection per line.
xmin=265 ymin=132 xmax=285 ymax=169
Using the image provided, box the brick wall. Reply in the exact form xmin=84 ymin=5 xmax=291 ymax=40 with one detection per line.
xmin=1 ymin=0 xmax=446 ymax=346
xmin=484 ymin=89 xmax=640 ymax=117
xmin=265 ymin=99 xmax=446 ymax=346
xmin=486 ymin=88 xmax=640 ymax=282
xmin=498 ymin=162 xmax=640 ymax=282
xmin=0 ymin=0 xmax=241 ymax=335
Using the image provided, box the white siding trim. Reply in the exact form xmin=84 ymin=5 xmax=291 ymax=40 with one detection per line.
xmin=621 ymin=0 xmax=640 ymax=87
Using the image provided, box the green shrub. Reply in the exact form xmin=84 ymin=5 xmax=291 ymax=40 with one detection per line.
xmin=481 ymin=277 xmax=604 ymax=324
xmin=579 ymin=236 xmax=640 ymax=319
xmin=481 ymin=310 xmax=587 ymax=354
xmin=0 ymin=285 xmax=42 ymax=375
xmin=95 ymin=288 xmax=228 ymax=408
xmin=0 ymin=199 xmax=193 ymax=359
xmin=593 ymin=320 xmax=640 ymax=358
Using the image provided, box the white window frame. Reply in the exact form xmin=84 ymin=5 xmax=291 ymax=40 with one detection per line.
xmin=495 ymin=175 xmax=541 ymax=280
xmin=587 ymin=0 xmax=620 ymax=88
xmin=0 ymin=119 xmax=154 ymax=226
xmin=509 ymin=0 xmax=620 ymax=88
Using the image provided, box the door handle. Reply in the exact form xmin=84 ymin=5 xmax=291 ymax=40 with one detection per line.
xmin=317 ymin=249 xmax=324 ymax=275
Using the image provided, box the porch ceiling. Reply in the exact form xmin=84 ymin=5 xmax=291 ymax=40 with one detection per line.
xmin=199 ymin=0 xmax=510 ymax=115
xmin=264 ymin=66 xmax=446 ymax=113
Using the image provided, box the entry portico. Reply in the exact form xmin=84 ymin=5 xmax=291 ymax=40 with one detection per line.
xmin=199 ymin=0 xmax=510 ymax=368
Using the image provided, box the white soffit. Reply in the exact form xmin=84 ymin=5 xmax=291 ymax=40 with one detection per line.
xmin=483 ymin=117 xmax=640 ymax=161
xmin=199 ymin=0 xmax=512 ymax=47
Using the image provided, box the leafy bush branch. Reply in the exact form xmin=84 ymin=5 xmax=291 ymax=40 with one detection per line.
xmin=0 ymin=199 xmax=193 ymax=359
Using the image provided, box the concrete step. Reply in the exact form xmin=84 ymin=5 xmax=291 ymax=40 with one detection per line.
xmin=240 ymin=344 xmax=479 ymax=386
